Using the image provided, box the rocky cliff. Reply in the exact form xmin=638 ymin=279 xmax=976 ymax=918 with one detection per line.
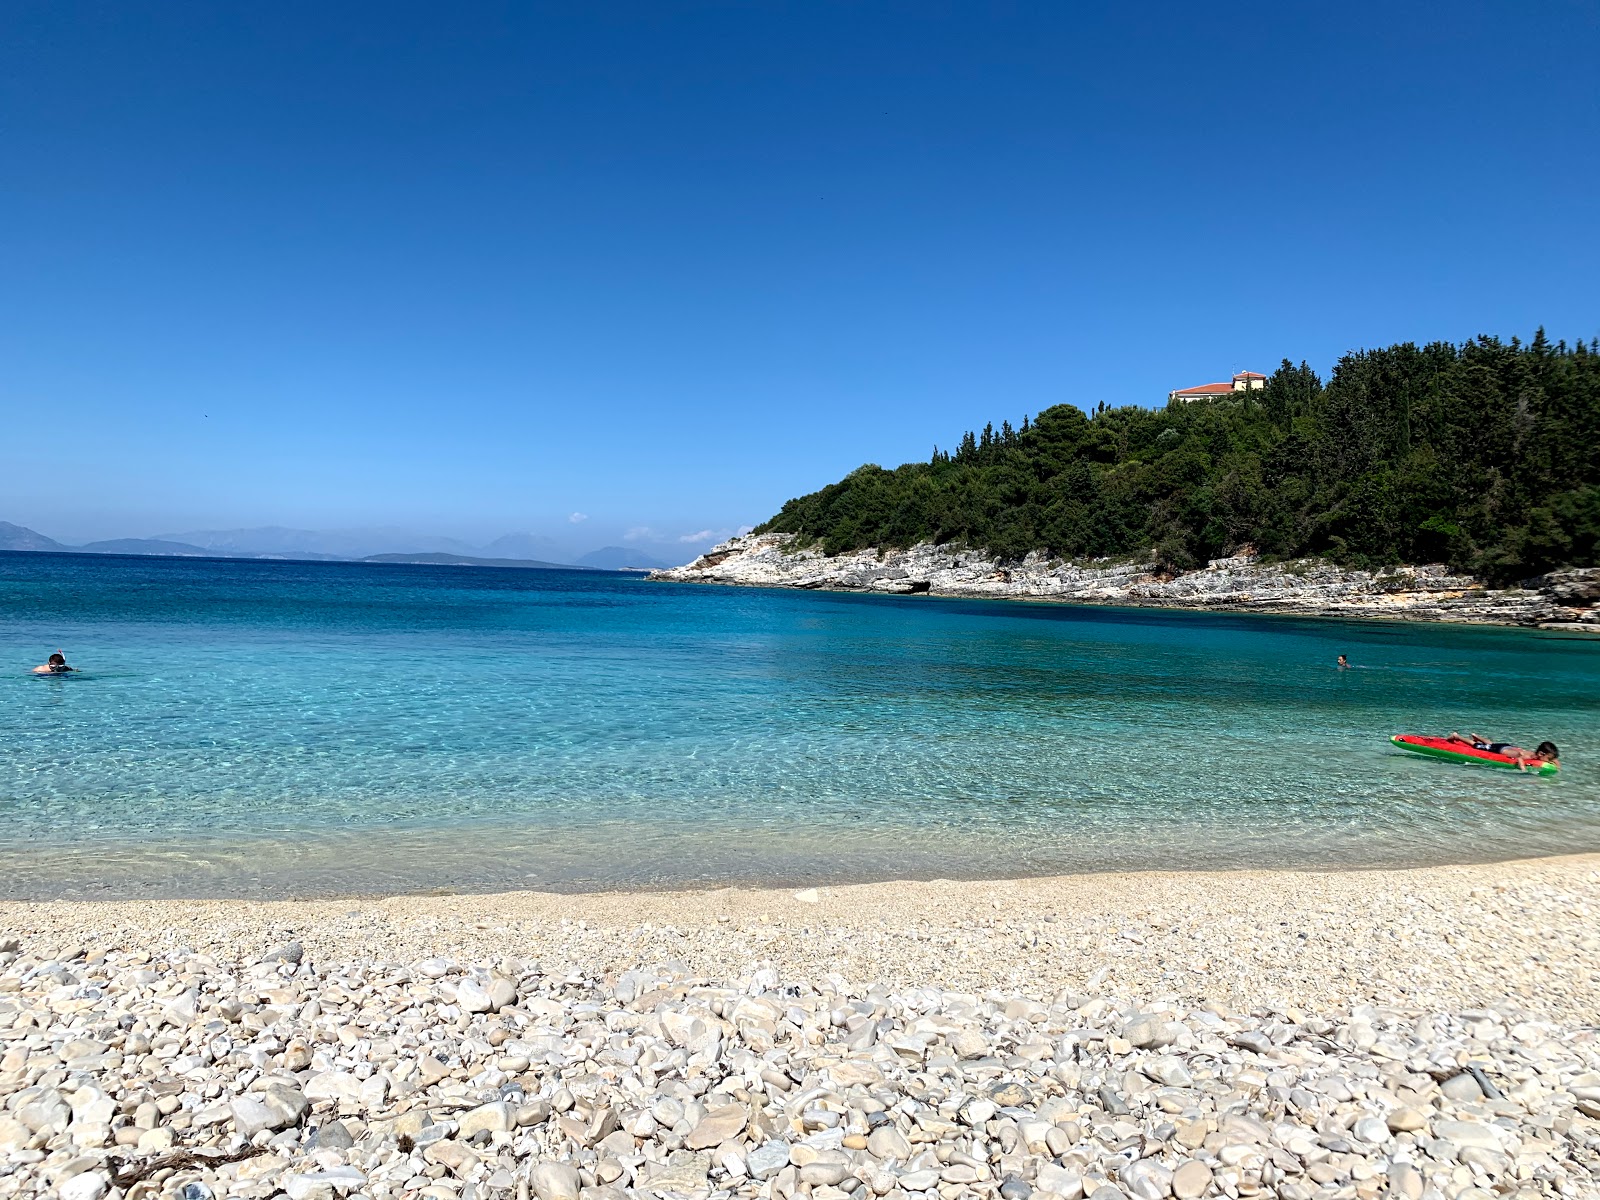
xmin=651 ymin=533 xmax=1600 ymax=628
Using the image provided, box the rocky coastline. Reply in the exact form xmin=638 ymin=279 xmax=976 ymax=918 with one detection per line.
xmin=649 ymin=536 xmax=1600 ymax=629
xmin=4 ymin=857 xmax=1600 ymax=1200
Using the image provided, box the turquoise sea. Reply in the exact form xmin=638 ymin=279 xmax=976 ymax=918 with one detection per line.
xmin=2 ymin=551 xmax=1597 ymax=899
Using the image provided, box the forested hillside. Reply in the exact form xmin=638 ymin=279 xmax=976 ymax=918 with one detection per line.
xmin=757 ymin=332 xmax=1600 ymax=583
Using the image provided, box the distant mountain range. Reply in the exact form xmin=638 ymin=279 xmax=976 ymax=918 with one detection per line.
xmin=162 ymin=525 xmax=481 ymax=560
xmin=363 ymin=552 xmax=586 ymax=570
xmin=78 ymin=537 xmax=215 ymax=556
xmin=573 ymin=546 xmax=673 ymax=571
xmin=0 ymin=521 xmax=678 ymax=571
xmin=0 ymin=522 xmax=70 ymax=552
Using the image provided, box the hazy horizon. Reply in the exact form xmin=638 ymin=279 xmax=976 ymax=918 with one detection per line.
xmin=0 ymin=517 xmax=706 ymax=567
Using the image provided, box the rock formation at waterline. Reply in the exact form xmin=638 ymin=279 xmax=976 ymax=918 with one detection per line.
xmin=652 ymin=535 xmax=1600 ymax=628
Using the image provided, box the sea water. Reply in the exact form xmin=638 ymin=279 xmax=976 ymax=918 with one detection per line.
xmin=1 ymin=551 xmax=1597 ymax=899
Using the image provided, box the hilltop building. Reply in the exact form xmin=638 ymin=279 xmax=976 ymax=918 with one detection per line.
xmin=1168 ymin=371 xmax=1266 ymax=403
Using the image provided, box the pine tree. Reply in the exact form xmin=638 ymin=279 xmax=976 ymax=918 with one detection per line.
xmin=754 ymin=331 xmax=1600 ymax=582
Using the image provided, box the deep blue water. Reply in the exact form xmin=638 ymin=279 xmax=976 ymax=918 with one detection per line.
xmin=2 ymin=550 xmax=1598 ymax=898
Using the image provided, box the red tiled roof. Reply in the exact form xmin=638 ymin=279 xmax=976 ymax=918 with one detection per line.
xmin=1170 ymin=382 xmax=1234 ymax=395
xmin=1233 ymin=371 xmax=1265 ymax=379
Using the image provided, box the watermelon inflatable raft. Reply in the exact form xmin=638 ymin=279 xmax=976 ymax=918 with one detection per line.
xmin=1391 ymin=735 xmax=1559 ymax=776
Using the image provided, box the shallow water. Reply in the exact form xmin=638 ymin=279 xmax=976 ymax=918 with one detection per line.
xmin=1 ymin=550 xmax=1597 ymax=899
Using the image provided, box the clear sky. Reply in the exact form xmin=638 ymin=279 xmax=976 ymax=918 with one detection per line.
xmin=3 ymin=2 xmax=1596 ymax=559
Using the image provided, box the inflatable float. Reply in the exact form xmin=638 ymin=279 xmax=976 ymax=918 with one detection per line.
xmin=1391 ymin=734 xmax=1558 ymax=776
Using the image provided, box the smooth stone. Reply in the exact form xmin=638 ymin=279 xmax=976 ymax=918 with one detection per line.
xmin=517 ymin=1099 xmax=552 ymax=1127
xmin=645 ymin=1150 xmax=711 ymax=1191
xmin=1095 ymin=1085 xmax=1129 ymax=1115
xmin=264 ymin=1084 xmax=310 ymax=1123
xmin=136 ymin=1127 xmax=175 ymax=1154
xmin=800 ymin=1156 xmax=851 ymax=1187
xmin=263 ymin=941 xmax=304 ymax=965
xmin=1035 ymin=1165 xmax=1084 ymax=1199
xmin=1121 ymin=1161 xmax=1172 ymax=1200
xmin=232 ymin=1096 xmax=286 ymax=1137
xmin=746 ymin=1141 xmax=792 ymax=1180
xmin=456 ymin=978 xmax=494 ymax=1013
xmin=1353 ymin=1116 xmax=1391 ymax=1144
xmin=283 ymin=1168 xmax=367 ymax=1200
xmin=304 ymin=1071 xmax=363 ymax=1102
xmin=962 ymin=1099 xmax=998 ymax=1126
xmin=392 ymin=1110 xmax=436 ymax=1139
xmin=530 ymin=1163 xmax=582 ymax=1200
xmin=0 ymin=1115 xmax=29 ymax=1149
xmin=999 ymin=1175 xmax=1032 ymax=1200
xmin=952 ymin=1031 xmax=989 ymax=1058
xmin=413 ymin=1124 xmax=451 ymax=1150
xmin=60 ymin=1173 xmax=109 ymax=1200
xmin=685 ymin=1105 xmax=748 ymax=1149
xmin=989 ymin=1081 xmax=1031 ymax=1106
xmin=1171 ymin=1161 xmax=1213 ymax=1200
xmin=1229 ymin=1030 xmax=1273 ymax=1054
xmin=424 ymin=1140 xmax=481 ymax=1175
xmin=313 ymin=1121 xmax=355 ymax=1150
xmin=867 ymin=1124 xmax=912 ymax=1160
xmin=457 ymin=1101 xmax=514 ymax=1138
xmin=417 ymin=1056 xmax=451 ymax=1085
xmin=1143 ymin=1056 xmax=1193 ymax=1087
xmin=486 ymin=977 xmax=517 ymax=1010
xmin=1435 ymin=1119 xmax=1505 ymax=1151
xmin=1124 ymin=1016 xmax=1179 ymax=1049
xmin=1440 ymin=1072 xmax=1484 ymax=1102
xmin=1386 ymin=1163 xmax=1424 ymax=1200
xmin=52 ymin=1156 xmax=102 ymax=1186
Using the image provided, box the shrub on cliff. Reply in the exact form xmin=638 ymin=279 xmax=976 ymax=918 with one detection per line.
xmin=756 ymin=331 xmax=1600 ymax=583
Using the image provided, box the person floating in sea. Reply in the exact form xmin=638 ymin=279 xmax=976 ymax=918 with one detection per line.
xmin=1448 ymin=732 xmax=1560 ymax=771
xmin=1336 ymin=654 xmax=1350 ymax=669
xmin=31 ymin=651 xmax=78 ymax=675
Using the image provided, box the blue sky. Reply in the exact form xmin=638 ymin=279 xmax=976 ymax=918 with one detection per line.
xmin=3 ymin=1 xmax=1597 ymax=559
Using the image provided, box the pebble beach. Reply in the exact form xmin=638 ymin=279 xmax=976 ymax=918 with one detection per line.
xmin=3 ymin=856 xmax=1599 ymax=1200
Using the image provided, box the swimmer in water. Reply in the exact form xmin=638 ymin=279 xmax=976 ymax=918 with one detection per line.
xmin=1336 ymin=654 xmax=1349 ymax=669
xmin=31 ymin=651 xmax=77 ymax=675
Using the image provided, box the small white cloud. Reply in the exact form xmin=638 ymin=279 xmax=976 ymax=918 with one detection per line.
xmin=623 ymin=525 xmax=657 ymax=542
xmin=736 ymin=524 xmax=755 ymax=535
xmin=677 ymin=529 xmax=719 ymax=544
xmin=568 ymin=512 xmax=588 ymax=524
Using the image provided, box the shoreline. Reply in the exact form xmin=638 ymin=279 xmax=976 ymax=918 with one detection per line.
xmin=657 ymin=574 xmax=1600 ymax=636
xmin=6 ymin=826 xmax=1600 ymax=904
xmin=649 ymin=534 xmax=1600 ymax=630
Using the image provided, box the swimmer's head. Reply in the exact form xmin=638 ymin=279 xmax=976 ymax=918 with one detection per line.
xmin=1536 ymin=741 xmax=1559 ymax=760
xmin=47 ymin=652 xmax=65 ymax=666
